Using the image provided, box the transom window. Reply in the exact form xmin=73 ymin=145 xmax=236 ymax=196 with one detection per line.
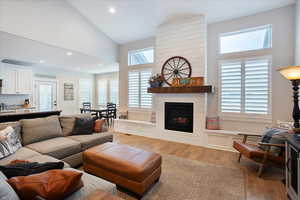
xmin=128 ymin=47 xmax=154 ymax=66
xmin=219 ymin=25 xmax=272 ymax=54
xmin=220 ymin=58 xmax=271 ymax=115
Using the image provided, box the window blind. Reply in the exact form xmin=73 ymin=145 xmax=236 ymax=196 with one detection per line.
xmin=128 ymin=71 xmax=140 ymax=107
xmin=128 ymin=69 xmax=152 ymax=108
xmin=109 ymin=79 xmax=119 ymax=105
xmin=140 ymin=70 xmax=152 ymax=108
xmin=79 ymin=79 xmax=92 ymax=106
xmin=98 ymin=79 xmax=107 ymax=105
xmin=220 ymin=62 xmax=242 ymax=113
xmin=245 ymin=60 xmax=269 ymax=114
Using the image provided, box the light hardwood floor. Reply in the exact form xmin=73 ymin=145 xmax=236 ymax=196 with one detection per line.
xmin=113 ymin=132 xmax=287 ymax=200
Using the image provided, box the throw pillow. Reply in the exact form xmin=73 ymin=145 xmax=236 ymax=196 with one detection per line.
xmin=59 ymin=114 xmax=92 ymax=136
xmin=7 ymin=170 xmax=83 ymax=200
xmin=0 ymin=161 xmax=64 ymax=179
xmin=0 ymin=171 xmax=20 ymax=200
xmin=72 ymin=117 xmax=94 ymax=135
xmin=259 ymin=128 xmax=288 ymax=155
xmin=94 ymin=119 xmax=106 ymax=133
xmin=0 ymin=126 xmax=22 ymax=159
xmin=21 ymin=116 xmax=63 ymax=145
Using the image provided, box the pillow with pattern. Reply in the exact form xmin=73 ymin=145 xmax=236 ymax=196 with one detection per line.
xmin=0 ymin=126 xmax=22 ymax=159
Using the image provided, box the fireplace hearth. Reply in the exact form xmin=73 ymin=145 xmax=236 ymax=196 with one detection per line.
xmin=165 ymin=102 xmax=193 ymax=133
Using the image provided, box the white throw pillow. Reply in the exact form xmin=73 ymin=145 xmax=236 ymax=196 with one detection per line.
xmin=0 ymin=126 xmax=22 ymax=159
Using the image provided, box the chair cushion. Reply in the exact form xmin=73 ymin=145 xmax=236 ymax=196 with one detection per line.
xmin=0 ymin=147 xmax=41 ymax=166
xmin=21 ymin=116 xmax=63 ymax=145
xmin=26 ymin=137 xmax=81 ymax=159
xmin=59 ymin=114 xmax=92 ymax=136
xmin=67 ymin=133 xmax=113 ymax=150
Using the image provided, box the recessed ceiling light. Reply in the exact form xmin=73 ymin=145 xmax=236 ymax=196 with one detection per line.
xmin=67 ymin=52 xmax=73 ymax=56
xmin=39 ymin=60 xmax=45 ymax=63
xmin=109 ymin=7 xmax=116 ymax=14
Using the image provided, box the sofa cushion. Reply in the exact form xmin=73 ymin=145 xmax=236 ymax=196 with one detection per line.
xmin=26 ymin=137 xmax=81 ymax=159
xmin=0 ymin=171 xmax=20 ymax=200
xmin=59 ymin=114 xmax=92 ymax=136
xmin=21 ymin=116 xmax=63 ymax=145
xmin=65 ymin=168 xmax=115 ymax=200
xmin=67 ymin=132 xmax=113 ymax=150
xmin=0 ymin=147 xmax=41 ymax=166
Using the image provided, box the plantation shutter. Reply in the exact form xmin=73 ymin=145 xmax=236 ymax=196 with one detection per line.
xmin=140 ymin=70 xmax=152 ymax=108
xmin=128 ymin=71 xmax=140 ymax=107
xmin=109 ymin=79 xmax=119 ymax=105
xmin=245 ymin=59 xmax=269 ymax=114
xmin=220 ymin=62 xmax=242 ymax=113
xmin=98 ymin=79 xmax=107 ymax=105
xmin=79 ymin=79 xmax=92 ymax=106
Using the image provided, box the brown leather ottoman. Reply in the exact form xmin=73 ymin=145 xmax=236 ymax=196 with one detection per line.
xmin=83 ymin=142 xmax=162 ymax=198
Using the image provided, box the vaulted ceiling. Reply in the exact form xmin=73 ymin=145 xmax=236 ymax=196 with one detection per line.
xmin=67 ymin=0 xmax=296 ymax=44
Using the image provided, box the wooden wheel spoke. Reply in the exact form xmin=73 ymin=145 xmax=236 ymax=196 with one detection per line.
xmin=180 ymin=67 xmax=190 ymax=71
xmin=176 ymin=58 xmax=182 ymax=68
xmin=178 ymin=73 xmax=183 ymax=78
xmin=177 ymin=62 xmax=187 ymax=70
xmin=179 ymin=72 xmax=189 ymax=76
xmin=167 ymin=62 xmax=175 ymax=70
xmin=166 ymin=74 xmax=173 ymax=81
xmin=163 ymin=72 xmax=173 ymax=76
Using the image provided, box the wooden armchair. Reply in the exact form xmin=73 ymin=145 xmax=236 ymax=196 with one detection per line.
xmin=233 ymin=133 xmax=285 ymax=177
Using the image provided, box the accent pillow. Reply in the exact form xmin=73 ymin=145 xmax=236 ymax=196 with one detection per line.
xmin=0 ymin=161 xmax=64 ymax=179
xmin=59 ymin=114 xmax=92 ymax=136
xmin=72 ymin=117 xmax=94 ymax=135
xmin=259 ymin=128 xmax=288 ymax=154
xmin=21 ymin=116 xmax=63 ymax=145
xmin=0 ymin=171 xmax=20 ymax=200
xmin=7 ymin=170 xmax=83 ymax=200
xmin=94 ymin=119 xmax=106 ymax=133
xmin=0 ymin=126 xmax=22 ymax=159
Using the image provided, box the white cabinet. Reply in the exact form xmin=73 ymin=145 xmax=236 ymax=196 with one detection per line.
xmin=1 ymin=64 xmax=33 ymax=95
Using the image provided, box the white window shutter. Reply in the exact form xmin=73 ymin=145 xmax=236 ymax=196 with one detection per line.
xmin=109 ymin=79 xmax=119 ymax=105
xmin=220 ymin=62 xmax=242 ymax=113
xmin=140 ymin=70 xmax=152 ymax=108
xmin=79 ymin=79 xmax=92 ymax=106
xmin=128 ymin=71 xmax=140 ymax=107
xmin=245 ymin=59 xmax=269 ymax=114
xmin=98 ymin=79 xmax=107 ymax=105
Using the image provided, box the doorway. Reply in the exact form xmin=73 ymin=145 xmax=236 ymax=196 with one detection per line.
xmin=34 ymin=80 xmax=58 ymax=111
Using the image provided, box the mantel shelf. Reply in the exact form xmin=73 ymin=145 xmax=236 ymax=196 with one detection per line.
xmin=147 ymin=86 xmax=214 ymax=94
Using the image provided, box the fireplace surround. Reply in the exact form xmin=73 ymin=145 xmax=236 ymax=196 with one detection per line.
xmin=165 ymin=102 xmax=193 ymax=133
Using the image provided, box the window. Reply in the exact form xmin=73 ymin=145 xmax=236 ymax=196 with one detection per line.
xmin=220 ymin=58 xmax=270 ymax=115
xmin=220 ymin=25 xmax=272 ymax=54
xmin=128 ymin=69 xmax=152 ymax=108
xmin=109 ymin=79 xmax=119 ymax=105
xmin=79 ymin=79 xmax=93 ymax=106
xmin=128 ymin=47 xmax=154 ymax=66
xmin=98 ymin=79 xmax=107 ymax=105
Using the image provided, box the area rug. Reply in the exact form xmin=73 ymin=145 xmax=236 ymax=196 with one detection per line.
xmin=115 ymin=154 xmax=246 ymax=200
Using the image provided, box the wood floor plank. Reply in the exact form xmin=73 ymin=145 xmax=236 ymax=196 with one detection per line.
xmin=113 ymin=132 xmax=287 ymax=200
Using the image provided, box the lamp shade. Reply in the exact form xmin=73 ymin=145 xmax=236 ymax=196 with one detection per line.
xmin=278 ymin=66 xmax=300 ymax=80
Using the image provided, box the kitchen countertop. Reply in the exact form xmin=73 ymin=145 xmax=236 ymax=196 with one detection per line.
xmin=0 ymin=109 xmax=62 ymax=116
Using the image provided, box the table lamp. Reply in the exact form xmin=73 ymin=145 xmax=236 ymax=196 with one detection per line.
xmin=278 ymin=66 xmax=300 ymax=135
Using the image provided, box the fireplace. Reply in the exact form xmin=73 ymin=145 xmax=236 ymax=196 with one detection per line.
xmin=165 ymin=102 xmax=193 ymax=133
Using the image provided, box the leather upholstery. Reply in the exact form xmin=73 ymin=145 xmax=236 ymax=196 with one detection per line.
xmin=7 ymin=170 xmax=83 ymax=200
xmin=233 ymin=141 xmax=285 ymax=164
xmin=83 ymin=142 xmax=161 ymax=195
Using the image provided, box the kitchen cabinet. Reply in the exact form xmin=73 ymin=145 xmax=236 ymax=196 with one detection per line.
xmin=0 ymin=64 xmax=33 ymax=95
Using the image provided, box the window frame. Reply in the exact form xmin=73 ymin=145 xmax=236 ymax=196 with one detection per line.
xmin=128 ymin=47 xmax=155 ymax=66
xmin=218 ymin=24 xmax=272 ymax=55
xmin=218 ymin=56 xmax=273 ymax=122
xmin=128 ymin=68 xmax=152 ymax=109
xmin=79 ymin=79 xmax=93 ymax=108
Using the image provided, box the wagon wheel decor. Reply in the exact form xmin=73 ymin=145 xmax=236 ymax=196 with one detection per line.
xmin=161 ymin=56 xmax=192 ymax=86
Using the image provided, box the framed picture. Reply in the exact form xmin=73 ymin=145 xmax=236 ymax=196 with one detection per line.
xmin=64 ymin=83 xmax=74 ymax=101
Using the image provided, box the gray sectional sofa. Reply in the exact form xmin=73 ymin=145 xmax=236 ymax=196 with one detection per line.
xmin=0 ymin=114 xmax=119 ymax=200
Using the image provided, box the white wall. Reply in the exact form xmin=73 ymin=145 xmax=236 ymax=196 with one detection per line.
xmin=207 ymin=5 xmax=295 ymax=132
xmin=0 ymin=0 xmax=118 ymax=63
xmin=296 ymin=0 xmax=300 ymax=65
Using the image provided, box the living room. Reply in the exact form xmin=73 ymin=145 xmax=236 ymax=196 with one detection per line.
xmin=0 ymin=0 xmax=299 ymax=200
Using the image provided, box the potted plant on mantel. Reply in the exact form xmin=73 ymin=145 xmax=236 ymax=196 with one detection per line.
xmin=149 ymin=74 xmax=163 ymax=88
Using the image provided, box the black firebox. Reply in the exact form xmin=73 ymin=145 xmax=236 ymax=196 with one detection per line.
xmin=165 ymin=102 xmax=193 ymax=133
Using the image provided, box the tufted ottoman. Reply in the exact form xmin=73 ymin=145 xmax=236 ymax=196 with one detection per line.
xmin=83 ymin=142 xmax=162 ymax=198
